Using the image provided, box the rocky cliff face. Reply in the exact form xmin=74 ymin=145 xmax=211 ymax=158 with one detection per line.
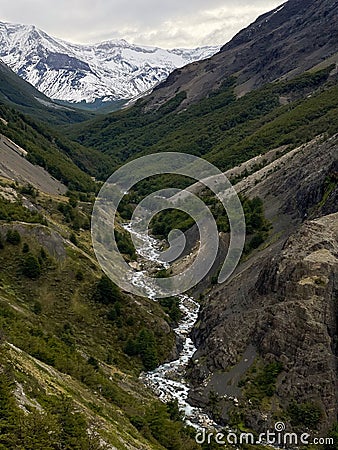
xmin=146 ymin=0 xmax=338 ymax=109
xmin=188 ymin=135 xmax=338 ymax=433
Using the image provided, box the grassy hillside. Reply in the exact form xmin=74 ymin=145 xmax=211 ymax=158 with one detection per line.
xmin=0 ymin=103 xmax=116 ymax=191
xmin=0 ymin=62 xmax=118 ymax=189
xmin=69 ymin=66 xmax=338 ymax=175
xmin=0 ymin=178 xmax=201 ymax=449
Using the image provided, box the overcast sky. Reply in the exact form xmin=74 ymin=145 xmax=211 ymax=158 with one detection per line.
xmin=2 ymin=0 xmax=283 ymax=48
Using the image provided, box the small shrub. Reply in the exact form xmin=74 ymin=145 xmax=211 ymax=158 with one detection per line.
xmin=19 ymin=184 xmax=37 ymax=198
xmin=6 ymin=230 xmax=21 ymax=245
xmin=93 ymin=275 xmax=121 ymax=304
xmin=22 ymin=242 xmax=30 ymax=253
xmin=75 ymin=270 xmax=84 ymax=281
xmin=69 ymin=233 xmax=78 ymax=246
xmin=124 ymin=328 xmax=159 ymax=370
xmin=22 ymin=253 xmax=41 ymax=279
xmin=107 ymin=302 xmax=122 ymax=322
xmin=115 ymin=230 xmax=136 ymax=260
xmin=88 ymin=356 xmax=99 ymax=371
xmin=159 ymin=297 xmax=182 ymax=324
xmin=126 ymin=316 xmax=135 ymax=326
xmin=248 ymin=233 xmax=265 ymax=250
xmin=40 ymin=247 xmax=47 ymax=260
xmin=130 ymin=415 xmax=146 ymax=430
xmin=68 ymin=196 xmax=78 ymax=208
xmin=32 ymin=301 xmax=42 ymax=315
xmin=288 ymin=401 xmax=323 ymax=429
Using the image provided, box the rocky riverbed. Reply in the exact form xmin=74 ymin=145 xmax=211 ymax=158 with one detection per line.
xmin=123 ymin=222 xmax=217 ymax=429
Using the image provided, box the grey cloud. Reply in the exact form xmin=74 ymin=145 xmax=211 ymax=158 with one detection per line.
xmin=2 ymin=0 xmax=283 ymax=48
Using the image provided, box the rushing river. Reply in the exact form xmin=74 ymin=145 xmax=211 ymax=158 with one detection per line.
xmin=123 ymin=223 xmax=216 ymax=429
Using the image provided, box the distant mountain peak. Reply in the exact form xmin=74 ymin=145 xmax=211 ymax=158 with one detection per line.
xmin=0 ymin=21 xmax=220 ymax=104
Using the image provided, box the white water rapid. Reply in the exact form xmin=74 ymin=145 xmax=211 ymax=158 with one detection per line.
xmin=123 ymin=223 xmax=217 ymax=429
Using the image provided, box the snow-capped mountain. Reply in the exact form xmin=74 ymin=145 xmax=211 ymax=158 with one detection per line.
xmin=0 ymin=21 xmax=220 ymax=104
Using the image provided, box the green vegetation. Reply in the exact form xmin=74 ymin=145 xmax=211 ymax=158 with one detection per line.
xmin=0 ymin=237 xmax=195 ymax=449
xmin=57 ymin=199 xmax=90 ymax=231
xmin=149 ymin=194 xmax=270 ymax=256
xmin=125 ymin=328 xmax=159 ymax=370
xmin=319 ymin=171 xmax=338 ymax=208
xmin=240 ymin=360 xmax=283 ymax=405
xmin=6 ymin=229 xmax=21 ymax=245
xmin=129 ymin=401 xmax=198 ymax=450
xmin=115 ymin=229 xmax=136 ymax=260
xmin=151 ymin=209 xmax=194 ymax=238
xmin=242 ymin=197 xmax=271 ymax=254
xmin=55 ymin=97 xmax=128 ymax=114
xmin=287 ymin=401 xmax=323 ymax=429
xmin=227 ymin=360 xmax=286 ymax=436
xmin=325 ymin=423 xmax=338 ymax=450
xmin=0 ymin=179 xmax=203 ymax=449
xmin=22 ymin=242 xmax=30 ymax=253
xmin=69 ymin=67 xmax=337 ymax=175
xmin=69 ymin=232 xmax=78 ymax=246
xmin=19 ymin=183 xmax=38 ymax=198
xmin=0 ymin=197 xmax=46 ymax=225
xmin=159 ymin=297 xmax=182 ymax=325
xmin=0 ymin=350 xmax=198 ymax=449
xmin=0 ymin=365 xmax=103 ymax=450
xmin=0 ymin=103 xmax=112 ymax=191
xmin=0 ymin=60 xmax=92 ymax=126
xmin=0 ymin=44 xmax=336 ymax=448
xmin=93 ymin=275 xmax=122 ymax=305
xmin=22 ymin=252 xmax=41 ymax=279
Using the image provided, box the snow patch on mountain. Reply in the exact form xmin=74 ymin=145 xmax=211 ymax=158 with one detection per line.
xmin=0 ymin=21 xmax=220 ymax=104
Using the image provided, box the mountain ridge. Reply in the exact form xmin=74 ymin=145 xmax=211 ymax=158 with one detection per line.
xmin=145 ymin=0 xmax=338 ymax=109
xmin=0 ymin=60 xmax=94 ymax=124
xmin=0 ymin=21 xmax=220 ymax=104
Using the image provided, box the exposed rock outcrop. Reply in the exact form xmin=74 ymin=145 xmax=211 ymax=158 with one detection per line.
xmin=188 ymin=135 xmax=338 ymax=433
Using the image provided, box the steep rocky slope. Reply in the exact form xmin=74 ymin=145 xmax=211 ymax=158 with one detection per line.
xmin=0 ymin=175 xmax=201 ymax=449
xmin=146 ymin=0 xmax=338 ymax=109
xmin=188 ymin=135 xmax=338 ymax=434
